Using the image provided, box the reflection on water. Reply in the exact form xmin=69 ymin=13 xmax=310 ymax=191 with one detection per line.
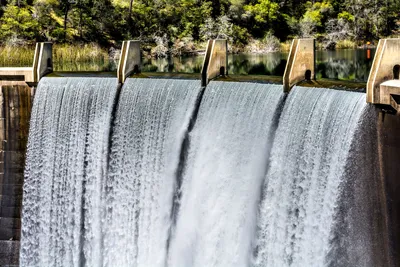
xmin=2 ymin=49 xmax=375 ymax=82
xmin=141 ymin=49 xmax=375 ymax=82
xmin=227 ymin=53 xmax=288 ymax=76
xmin=316 ymin=49 xmax=375 ymax=82
xmin=142 ymin=56 xmax=204 ymax=73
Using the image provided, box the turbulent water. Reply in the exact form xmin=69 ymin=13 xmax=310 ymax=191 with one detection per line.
xmin=253 ymin=87 xmax=370 ymax=267
xmin=104 ymin=78 xmax=202 ymax=267
xmin=168 ymin=81 xmax=284 ymax=267
xmin=20 ymin=77 xmax=118 ymax=267
xmin=21 ymin=78 xmax=387 ymax=267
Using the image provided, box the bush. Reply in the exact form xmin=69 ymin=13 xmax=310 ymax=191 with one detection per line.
xmin=280 ymin=41 xmax=292 ymax=52
xmin=245 ymin=33 xmax=280 ymax=53
xmin=171 ymin=37 xmax=197 ymax=56
xmin=336 ymin=40 xmax=357 ymax=49
xmin=151 ymin=36 xmax=169 ymax=58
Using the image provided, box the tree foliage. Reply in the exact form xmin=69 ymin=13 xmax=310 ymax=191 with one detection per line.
xmin=0 ymin=0 xmax=399 ymax=49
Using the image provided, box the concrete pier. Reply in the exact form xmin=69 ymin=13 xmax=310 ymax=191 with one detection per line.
xmin=201 ymin=39 xmax=227 ymax=86
xmin=367 ymin=38 xmax=400 ymax=112
xmin=283 ymin=39 xmax=315 ymax=92
xmin=117 ymin=40 xmax=141 ymax=84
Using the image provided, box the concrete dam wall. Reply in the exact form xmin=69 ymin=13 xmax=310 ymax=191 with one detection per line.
xmin=0 ymin=38 xmax=399 ymax=266
xmin=0 ymin=77 xmax=393 ymax=267
xmin=0 ymin=85 xmax=32 ymax=266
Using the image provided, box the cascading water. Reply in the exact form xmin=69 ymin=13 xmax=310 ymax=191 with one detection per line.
xmin=103 ymin=78 xmax=202 ymax=267
xmin=253 ymin=86 xmax=379 ymax=267
xmin=20 ymin=77 xmax=118 ymax=267
xmin=20 ymin=78 xmax=389 ymax=267
xmin=168 ymin=81 xmax=284 ymax=267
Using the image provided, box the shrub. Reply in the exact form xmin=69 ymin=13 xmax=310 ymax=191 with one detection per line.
xmin=244 ymin=33 xmax=281 ymax=53
xmin=151 ymin=35 xmax=169 ymax=58
xmin=336 ymin=40 xmax=357 ymax=49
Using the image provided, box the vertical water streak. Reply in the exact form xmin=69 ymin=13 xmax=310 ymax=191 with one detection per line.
xmin=20 ymin=77 xmax=117 ymax=267
xmin=103 ymin=78 xmax=202 ymax=267
xmin=254 ymin=87 xmax=367 ymax=267
xmin=168 ymin=81 xmax=284 ymax=267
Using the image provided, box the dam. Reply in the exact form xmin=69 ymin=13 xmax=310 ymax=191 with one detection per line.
xmin=0 ymin=38 xmax=399 ymax=267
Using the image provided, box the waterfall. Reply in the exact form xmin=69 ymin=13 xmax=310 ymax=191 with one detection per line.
xmin=168 ymin=81 xmax=284 ymax=267
xmin=20 ymin=78 xmax=389 ymax=267
xmin=20 ymin=78 xmax=118 ymax=267
xmin=103 ymin=78 xmax=202 ymax=267
xmin=253 ymin=86 xmax=372 ymax=267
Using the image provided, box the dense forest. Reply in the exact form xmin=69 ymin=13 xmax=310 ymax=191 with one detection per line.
xmin=0 ymin=0 xmax=399 ymax=55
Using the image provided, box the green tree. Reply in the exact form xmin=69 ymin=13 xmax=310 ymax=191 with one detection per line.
xmin=300 ymin=1 xmax=334 ymax=37
xmin=244 ymin=0 xmax=279 ymax=26
xmin=0 ymin=4 xmax=39 ymax=43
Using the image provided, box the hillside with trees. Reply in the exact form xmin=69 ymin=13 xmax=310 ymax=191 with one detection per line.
xmin=0 ymin=0 xmax=399 ymax=56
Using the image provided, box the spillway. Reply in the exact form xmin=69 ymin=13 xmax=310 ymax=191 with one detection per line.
xmin=168 ymin=81 xmax=284 ymax=267
xmin=104 ymin=78 xmax=202 ymax=267
xmin=19 ymin=77 xmax=391 ymax=267
xmin=253 ymin=86 xmax=386 ymax=267
xmin=20 ymin=78 xmax=118 ymax=267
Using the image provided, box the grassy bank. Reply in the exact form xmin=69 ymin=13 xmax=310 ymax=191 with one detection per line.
xmin=0 ymin=46 xmax=33 ymax=66
xmin=0 ymin=43 xmax=111 ymax=68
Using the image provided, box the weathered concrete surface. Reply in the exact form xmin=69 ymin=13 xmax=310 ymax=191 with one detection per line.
xmin=283 ymin=38 xmax=315 ymax=92
xmin=117 ymin=40 xmax=141 ymax=83
xmin=0 ymin=241 xmax=19 ymax=266
xmin=379 ymin=80 xmax=400 ymax=112
xmin=201 ymin=39 xmax=227 ymax=86
xmin=378 ymin=112 xmax=400 ymax=266
xmin=0 ymin=69 xmax=33 ymax=83
xmin=367 ymin=38 xmax=400 ymax=104
xmin=0 ymin=82 xmax=29 ymax=87
xmin=0 ymin=42 xmax=52 ymax=83
xmin=0 ymin=85 xmax=33 ymax=266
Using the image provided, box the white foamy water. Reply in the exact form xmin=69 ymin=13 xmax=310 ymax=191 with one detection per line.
xmin=168 ymin=81 xmax=284 ymax=267
xmin=253 ymin=86 xmax=367 ymax=267
xmin=103 ymin=78 xmax=202 ymax=267
xmin=20 ymin=77 xmax=118 ymax=267
xmin=20 ymin=78 xmax=387 ymax=267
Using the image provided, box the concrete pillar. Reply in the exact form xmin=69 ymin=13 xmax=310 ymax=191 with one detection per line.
xmin=0 ymin=85 xmax=33 ymax=266
xmin=283 ymin=39 xmax=315 ymax=92
xmin=201 ymin=39 xmax=227 ymax=86
xmin=367 ymin=39 xmax=400 ymax=104
xmin=366 ymin=38 xmax=400 ymax=112
xmin=117 ymin=40 xmax=141 ymax=84
xmin=32 ymin=42 xmax=53 ymax=83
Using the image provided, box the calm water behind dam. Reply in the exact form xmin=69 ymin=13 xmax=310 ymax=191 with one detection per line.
xmin=9 ymin=49 xmax=371 ymax=82
xmin=142 ymin=49 xmax=375 ymax=82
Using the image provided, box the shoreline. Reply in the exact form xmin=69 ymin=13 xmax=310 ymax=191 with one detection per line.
xmin=0 ymin=40 xmax=378 ymax=65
